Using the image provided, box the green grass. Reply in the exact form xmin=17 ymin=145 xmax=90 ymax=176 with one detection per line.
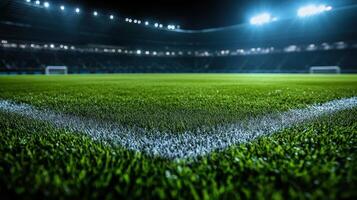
xmin=0 ymin=74 xmax=356 ymax=199
xmin=0 ymin=74 xmax=356 ymax=132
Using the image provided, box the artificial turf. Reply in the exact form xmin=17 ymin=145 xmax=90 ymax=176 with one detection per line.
xmin=0 ymin=74 xmax=356 ymax=199
xmin=0 ymin=74 xmax=356 ymax=132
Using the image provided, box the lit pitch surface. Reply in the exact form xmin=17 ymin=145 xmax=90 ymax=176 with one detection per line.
xmin=1 ymin=97 xmax=356 ymax=159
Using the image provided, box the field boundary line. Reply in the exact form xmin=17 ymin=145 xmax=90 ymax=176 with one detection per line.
xmin=0 ymin=97 xmax=356 ymax=159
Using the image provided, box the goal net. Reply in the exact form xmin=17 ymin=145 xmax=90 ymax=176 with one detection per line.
xmin=309 ymin=66 xmax=341 ymax=74
xmin=45 ymin=66 xmax=68 ymax=75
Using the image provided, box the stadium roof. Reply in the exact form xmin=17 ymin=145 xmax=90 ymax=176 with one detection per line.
xmin=1 ymin=0 xmax=357 ymax=48
xmin=58 ymin=0 xmax=357 ymax=30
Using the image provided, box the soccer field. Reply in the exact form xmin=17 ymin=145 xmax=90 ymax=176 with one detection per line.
xmin=0 ymin=74 xmax=356 ymax=199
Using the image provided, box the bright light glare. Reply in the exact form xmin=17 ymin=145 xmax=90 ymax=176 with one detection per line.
xmin=43 ymin=2 xmax=49 ymax=8
xmin=35 ymin=0 xmax=40 ymax=5
xmin=297 ymin=5 xmax=332 ymax=17
xmin=250 ymin=13 xmax=274 ymax=25
xmin=26 ymin=0 xmax=31 ymax=3
xmin=110 ymin=15 xmax=114 ymax=19
xmin=167 ymin=25 xmax=176 ymax=30
xmin=75 ymin=8 xmax=80 ymax=13
xmin=145 ymin=21 xmax=149 ymax=25
xmin=60 ymin=5 xmax=65 ymax=10
xmin=93 ymin=11 xmax=98 ymax=16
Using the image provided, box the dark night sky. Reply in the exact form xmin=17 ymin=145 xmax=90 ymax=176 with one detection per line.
xmin=55 ymin=0 xmax=355 ymax=29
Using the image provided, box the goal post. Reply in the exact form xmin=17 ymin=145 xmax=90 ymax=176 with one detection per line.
xmin=45 ymin=66 xmax=68 ymax=75
xmin=309 ymin=66 xmax=341 ymax=74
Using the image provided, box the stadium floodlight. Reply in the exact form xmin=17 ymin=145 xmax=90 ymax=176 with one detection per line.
xmin=167 ymin=25 xmax=176 ymax=30
xmin=154 ymin=23 xmax=159 ymax=27
xmin=159 ymin=24 xmax=163 ymax=28
xmin=136 ymin=50 xmax=142 ymax=55
xmin=93 ymin=11 xmax=98 ymax=16
xmin=75 ymin=8 xmax=80 ymax=14
xmin=145 ymin=21 xmax=149 ymax=25
xmin=250 ymin=13 xmax=276 ymax=25
xmin=297 ymin=4 xmax=332 ymax=17
xmin=110 ymin=15 xmax=114 ymax=20
xmin=26 ymin=0 xmax=31 ymax=3
xmin=35 ymin=0 xmax=40 ymax=5
xmin=43 ymin=2 xmax=49 ymax=8
xmin=60 ymin=5 xmax=65 ymax=11
xmin=137 ymin=20 xmax=141 ymax=24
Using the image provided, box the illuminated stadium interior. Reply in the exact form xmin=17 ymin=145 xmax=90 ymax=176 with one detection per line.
xmin=0 ymin=0 xmax=356 ymax=73
xmin=1 ymin=1 xmax=357 ymax=199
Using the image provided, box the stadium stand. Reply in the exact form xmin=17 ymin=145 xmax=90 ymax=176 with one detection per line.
xmin=1 ymin=46 xmax=356 ymax=74
xmin=0 ymin=0 xmax=357 ymax=74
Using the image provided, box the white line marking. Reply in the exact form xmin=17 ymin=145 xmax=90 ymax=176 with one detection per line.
xmin=0 ymin=97 xmax=356 ymax=159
